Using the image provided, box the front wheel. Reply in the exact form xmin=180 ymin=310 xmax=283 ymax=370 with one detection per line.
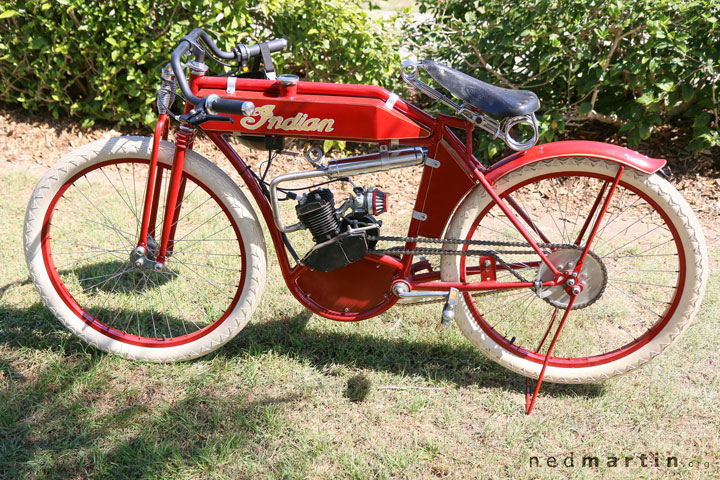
xmin=24 ymin=136 xmax=267 ymax=361
xmin=440 ymin=157 xmax=707 ymax=383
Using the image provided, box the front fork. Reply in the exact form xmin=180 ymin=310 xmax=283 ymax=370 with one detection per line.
xmin=135 ymin=115 xmax=194 ymax=268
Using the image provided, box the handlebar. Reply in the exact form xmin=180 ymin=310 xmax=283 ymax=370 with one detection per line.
xmin=170 ymin=28 xmax=288 ymax=114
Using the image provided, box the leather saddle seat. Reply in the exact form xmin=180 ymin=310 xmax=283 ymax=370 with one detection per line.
xmin=422 ymin=60 xmax=540 ymax=118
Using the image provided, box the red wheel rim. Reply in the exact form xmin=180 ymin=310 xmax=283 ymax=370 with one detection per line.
xmin=41 ymin=158 xmax=247 ymax=348
xmin=460 ymin=170 xmax=686 ymax=368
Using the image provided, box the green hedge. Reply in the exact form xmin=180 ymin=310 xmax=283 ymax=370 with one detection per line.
xmin=414 ymin=0 xmax=720 ymax=157
xmin=3 ymin=0 xmax=718 ymax=161
xmin=0 ymin=0 xmax=403 ymax=128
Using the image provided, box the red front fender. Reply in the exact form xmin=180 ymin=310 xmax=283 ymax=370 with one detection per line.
xmin=485 ymin=140 xmax=666 ymax=184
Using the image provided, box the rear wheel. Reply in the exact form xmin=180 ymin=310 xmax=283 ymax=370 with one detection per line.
xmin=24 ymin=136 xmax=267 ymax=361
xmin=440 ymin=157 xmax=707 ymax=383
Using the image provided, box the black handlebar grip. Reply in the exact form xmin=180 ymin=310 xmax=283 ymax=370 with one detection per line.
xmin=209 ymin=97 xmax=256 ymax=116
xmin=245 ymin=38 xmax=288 ymax=57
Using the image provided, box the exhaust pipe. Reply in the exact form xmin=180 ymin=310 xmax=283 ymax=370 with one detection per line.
xmin=269 ymin=147 xmax=426 ymax=233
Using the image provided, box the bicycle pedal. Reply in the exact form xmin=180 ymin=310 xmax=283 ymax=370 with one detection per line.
xmin=440 ymin=287 xmax=459 ymax=326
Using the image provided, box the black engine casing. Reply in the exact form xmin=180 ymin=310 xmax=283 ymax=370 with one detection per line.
xmin=295 ymin=188 xmax=374 ymax=272
xmin=301 ymin=230 xmax=368 ymax=272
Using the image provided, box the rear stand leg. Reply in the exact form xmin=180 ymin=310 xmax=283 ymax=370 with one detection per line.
xmin=525 ymin=295 xmax=577 ymax=414
xmin=525 ymin=166 xmax=624 ymax=414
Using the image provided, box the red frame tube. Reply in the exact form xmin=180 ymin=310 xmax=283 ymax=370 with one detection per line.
xmin=137 ymin=113 xmax=168 ymax=250
xmin=472 ymin=166 xmax=561 ymax=277
xmin=165 ymin=177 xmax=187 ymax=257
xmin=573 ymin=181 xmax=608 ymax=245
xmin=525 ymin=294 xmax=577 ymax=414
xmin=147 ymin=167 xmax=165 ymax=238
xmin=156 ymin=127 xmax=191 ymax=264
xmin=411 ymin=280 xmax=559 ymax=291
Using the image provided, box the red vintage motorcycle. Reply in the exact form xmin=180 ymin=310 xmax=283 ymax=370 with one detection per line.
xmin=24 ymin=29 xmax=707 ymax=412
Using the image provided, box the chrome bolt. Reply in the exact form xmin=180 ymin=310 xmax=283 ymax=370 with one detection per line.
xmin=187 ymin=60 xmax=208 ymax=75
xmin=205 ymin=94 xmax=220 ymax=114
xmin=571 ymin=286 xmax=582 ymax=295
xmin=154 ymin=262 xmax=163 ymax=272
xmin=240 ymin=101 xmax=255 ymax=116
xmin=344 ymin=307 xmax=349 ymax=313
xmin=278 ymin=74 xmax=299 ymax=86
xmin=566 ymin=278 xmax=576 ymax=287
xmin=572 ymin=272 xmax=578 ymax=278
xmin=134 ymin=259 xmax=143 ymax=268
xmin=134 ymin=246 xmax=145 ymax=256
xmin=484 ymin=259 xmax=492 ymax=268
xmin=567 ymin=262 xmax=574 ymax=268
xmin=392 ymin=281 xmax=411 ymax=297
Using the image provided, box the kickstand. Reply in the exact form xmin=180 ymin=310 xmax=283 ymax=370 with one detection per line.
xmin=524 ymin=296 xmax=577 ymax=414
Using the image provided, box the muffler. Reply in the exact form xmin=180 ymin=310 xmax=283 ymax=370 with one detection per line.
xmin=269 ymin=147 xmax=426 ymax=233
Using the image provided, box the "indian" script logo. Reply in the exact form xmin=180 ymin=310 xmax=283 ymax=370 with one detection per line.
xmin=239 ymin=105 xmax=335 ymax=133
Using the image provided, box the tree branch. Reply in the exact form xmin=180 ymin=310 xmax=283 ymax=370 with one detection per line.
xmin=589 ymin=25 xmax=643 ymax=109
xmin=567 ymin=110 xmax=625 ymax=127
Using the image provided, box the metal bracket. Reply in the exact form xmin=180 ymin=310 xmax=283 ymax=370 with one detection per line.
xmin=226 ymin=76 xmax=236 ymax=94
xmin=412 ymin=210 xmax=427 ymax=221
xmin=425 ymin=157 xmax=441 ymax=168
xmin=384 ymin=93 xmax=399 ymax=109
xmin=304 ymin=146 xmax=325 ymax=168
xmin=479 ymin=256 xmax=496 ymax=282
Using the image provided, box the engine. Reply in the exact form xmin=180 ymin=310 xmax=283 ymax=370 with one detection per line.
xmin=295 ymin=186 xmax=388 ymax=272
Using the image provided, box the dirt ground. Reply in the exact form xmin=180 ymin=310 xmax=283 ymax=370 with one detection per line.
xmin=1 ymin=103 xmax=718 ymax=242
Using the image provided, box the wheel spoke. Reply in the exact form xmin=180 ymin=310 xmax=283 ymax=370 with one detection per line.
xmin=74 ymin=180 xmax=134 ymax=247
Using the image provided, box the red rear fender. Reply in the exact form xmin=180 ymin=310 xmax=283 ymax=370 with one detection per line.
xmin=486 ymin=141 xmax=666 ymax=184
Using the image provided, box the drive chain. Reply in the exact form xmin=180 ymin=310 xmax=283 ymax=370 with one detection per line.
xmin=368 ymin=235 xmax=570 ymax=284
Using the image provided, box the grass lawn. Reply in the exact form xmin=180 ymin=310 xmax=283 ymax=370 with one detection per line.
xmin=1 ymin=165 xmax=719 ymax=480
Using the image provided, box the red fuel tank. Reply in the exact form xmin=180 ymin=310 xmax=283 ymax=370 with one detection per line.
xmin=195 ymin=77 xmax=431 ymax=142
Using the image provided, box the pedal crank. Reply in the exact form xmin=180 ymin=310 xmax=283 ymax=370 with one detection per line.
xmin=391 ymin=282 xmax=460 ymax=326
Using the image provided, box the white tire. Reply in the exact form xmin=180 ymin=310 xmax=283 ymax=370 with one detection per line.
xmin=24 ymin=136 xmax=267 ymax=361
xmin=440 ymin=157 xmax=707 ymax=383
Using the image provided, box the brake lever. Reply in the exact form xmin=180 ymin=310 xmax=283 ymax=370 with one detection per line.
xmin=178 ymin=96 xmax=235 ymax=126
xmin=180 ymin=112 xmax=234 ymax=126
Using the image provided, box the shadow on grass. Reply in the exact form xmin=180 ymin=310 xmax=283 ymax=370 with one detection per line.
xmin=0 ymin=347 xmax=303 ymax=478
xmin=0 ymin=291 xmax=604 ymax=400
xmin=1 ymin=284 xmax=306 ymax=478
xmin=217 ymin=310 xmax=603 ymax=400
xmin=0 ymin=284 xmax=605 ymax=477
xmin=71 ymin=260 xmax=172 ymax=294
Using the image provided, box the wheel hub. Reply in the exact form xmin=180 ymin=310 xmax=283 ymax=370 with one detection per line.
xmin=130 ymin=236 xmax=161 ymax=271
xmin=535 ymin=247 xmax=607 ymax=309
